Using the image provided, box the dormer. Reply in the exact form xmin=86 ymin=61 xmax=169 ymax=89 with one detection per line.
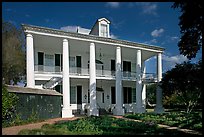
xmin=89 ymin=18 xmax=110 ymax=38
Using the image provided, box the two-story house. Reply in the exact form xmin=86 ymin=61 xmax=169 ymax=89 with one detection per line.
xmin=22 ymin=17 xmax=164 ymax=118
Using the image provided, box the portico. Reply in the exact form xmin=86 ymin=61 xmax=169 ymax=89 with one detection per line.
xmin=23 ymin=18 xmax=165 ymax=118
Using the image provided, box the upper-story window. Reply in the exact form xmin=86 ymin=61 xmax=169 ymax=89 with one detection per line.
xmin=101 ymin=24 xmax=108 ymax=37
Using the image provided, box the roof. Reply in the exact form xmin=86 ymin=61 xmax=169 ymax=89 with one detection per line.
xmin=98 ymin=17 xmax=110 ymax=24
xmin=6 ymin=85 xmax=62 ymax=96
xmin=22 ymin=24 xmax=165 ymax=52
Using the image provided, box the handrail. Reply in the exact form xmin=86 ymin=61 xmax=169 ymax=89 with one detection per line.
xmin=34 ymin=65 xmax=158 ymax=82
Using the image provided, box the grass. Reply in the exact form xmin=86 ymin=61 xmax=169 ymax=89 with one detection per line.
xmin=18 ymin=115 xmax=194 ymax=135
xmin=125 ymin=110 xmax=202 ymax=131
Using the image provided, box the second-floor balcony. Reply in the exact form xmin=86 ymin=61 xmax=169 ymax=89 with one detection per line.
xmin=34 ymin=65 xmax=157 ymax=83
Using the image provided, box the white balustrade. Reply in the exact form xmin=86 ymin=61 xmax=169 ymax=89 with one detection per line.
xmin=34 ymin=65 xmax=157 ymax=81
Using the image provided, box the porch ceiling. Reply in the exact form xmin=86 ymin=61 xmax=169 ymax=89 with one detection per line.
xmin=33 ymin=34 xmax=157 ymax=61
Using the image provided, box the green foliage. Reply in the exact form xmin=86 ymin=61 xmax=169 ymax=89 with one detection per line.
xmin=72 ymin=117 xmax=103 ymax=135
xmin=146 ymin=84 xmax=156 ymax=107
xmin=3 ymin=110 xmax=42 ymax=128
xmin=2 ymin=85 xmax=19 ymax=121
xmin=172 ymin=2 xmax=202 ymax=59
xmin=125 ymin=111 xmax=202 ymax=131
xmin=161 ymin=60 xmax=202 ymax=113
xmin=18 ymin=115 xmax=192 ymax=135
xmin=2 ymin=21 xmax=25 ymax=84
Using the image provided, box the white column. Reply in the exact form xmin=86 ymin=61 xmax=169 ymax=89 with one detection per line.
xmin=135 ymin=50 xmax=145 ymax=113
xmin=157 ymin=53 xmax=162 ymax=82
xmin=88 ymin=42 xmax=99 ymax=116
xmin=26 ymin=34 xmax=35 ymax=88
xmin=62 ymin=39 xmax=73 ymax=118
xmin=113 ymin=46 xmax=124 ymax=115
xmin=154 ymin=52 xmax=164 ymax=113
xmin=142 ymin=61 xmax=146 ymax=110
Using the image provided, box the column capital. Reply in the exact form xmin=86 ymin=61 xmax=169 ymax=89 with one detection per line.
xmin=90 ymin=42 xmax=95 ymax=46
xmin=63 ymin=39 xmax=68 ymax=42
xmin=26 ymin=33 xmax=33 ymax=38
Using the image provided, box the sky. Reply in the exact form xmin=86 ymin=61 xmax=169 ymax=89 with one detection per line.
xmin=2 ymin=2 xmax=202 ymax=74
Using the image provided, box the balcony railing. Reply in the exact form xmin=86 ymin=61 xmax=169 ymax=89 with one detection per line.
xmin=34 ymin=65 xmax=157 ymax=82
xmin=35 ymin=65 xmax=62 ymax=74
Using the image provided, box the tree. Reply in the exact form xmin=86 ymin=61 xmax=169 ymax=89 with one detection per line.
xmin=172 ymin=1 xmax=203 ymax=59
xmin=146 ymin=84 xmax=156 ymax=108
xmin=2 ymin=21 xmax=26 ymax=85
xmin=161 ymin=60 xmax=202 ymax=113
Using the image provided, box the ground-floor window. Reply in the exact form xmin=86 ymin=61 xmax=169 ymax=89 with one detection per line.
xmin=123 ymin=87 xmax=132 ymax=104
xmin=88 ymin=92 xmax=90 ymax=103
xmin=111 ymin=87 xmax=116 ymax=104
xmin=102 ymin=92 xmax=104 ymax=103
xmin=70 ymin=86 xmax=76 ymax=104
xmin=132 ymin=88 xmax=136 ymax=103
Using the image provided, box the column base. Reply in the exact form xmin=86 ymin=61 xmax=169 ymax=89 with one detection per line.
xmin=88 ymin=108 xmax=99 ymax=116
xmin=154 ymin=106 xmax=164 ymax=114
xmin=113 ymin=107 xmax=125 ymax=116
xmin=134 ymin=106 xmax=146 ymax=114
xmin=62 ymin=108 xmax=74 ymax=118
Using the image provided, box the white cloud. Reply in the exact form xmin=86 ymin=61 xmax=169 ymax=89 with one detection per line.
xmin=136 ymin=2 xmax=158 ymax=15
xmin=145 ymin=54 xmax=189 ymax=73
xmin=106 ymin=2 xmax=120 ymax=8
xmin=60 ymin=25 xmax=91 ymax=35
xmin=144 ymin=39 xmax=157 ymax=44
xmin=163 ymin=54 xmax=188 ymax=71
xmin=110 ymin=34 xmax=118 ymax=39
xmin=151 ymin=28 xmax=164 ymax=37
xmin=170 ymin=36 xmax=179 ymax=41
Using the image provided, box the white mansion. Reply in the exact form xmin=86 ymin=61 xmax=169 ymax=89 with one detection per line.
xmin=22 ymin=18 xmax=164 ymax=118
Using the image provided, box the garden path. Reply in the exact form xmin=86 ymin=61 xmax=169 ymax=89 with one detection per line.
xmin=2 ymin=117 xmax=81 ymax=135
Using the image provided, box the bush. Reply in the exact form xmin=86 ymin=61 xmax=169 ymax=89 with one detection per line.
xmin=72 ymin=117 xmax=103 ymax=135
xmin=2 ymin=85 xmax=19 ymax=121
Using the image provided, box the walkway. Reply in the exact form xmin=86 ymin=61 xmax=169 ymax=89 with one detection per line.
xmin=2 ymin=117 xmax=82 ymax=135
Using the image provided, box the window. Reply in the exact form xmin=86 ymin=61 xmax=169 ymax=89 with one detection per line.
xmin=101 ymin=24 xmax=108 ymax=37
xmin=102 ymin=93 xmax=104 ymax=103
xmin=70 ymin=86 xmax=76 ymax=104
xmin=111 ymin=60 xmax=115 ymax=75
xmin=38 ymin=52 xmax=44 ymax=65
xmin=111 ymin=87 xmax=116 ymax=104
xmin=69 ymin=56 xmax=75 ymax=67
xmin=123 ymin=87 xmax=132 ymax=104
xmin=132 ymin=88 xmax=136 ymax=103
xmin=123 ymin=61 xmax=131 ymax=77
xmin=77 ymin=86 xmax=82 ymax=104
xmin=55 ymin=54 xmax=62 ymax=72
xmin=38 ymin=52 xmax=44 ymax=71
xmin=88 ymin=92 xmax=90 ymax=103
xmin=45 ymin=54 xmax=54 ymax=66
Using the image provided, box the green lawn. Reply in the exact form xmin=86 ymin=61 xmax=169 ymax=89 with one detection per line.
xmin=18 ymin=115 xmax=198 ymax=135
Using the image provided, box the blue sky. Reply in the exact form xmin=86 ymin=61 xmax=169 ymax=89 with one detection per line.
xmin=2 ymin=2 xmax=202 ymax=73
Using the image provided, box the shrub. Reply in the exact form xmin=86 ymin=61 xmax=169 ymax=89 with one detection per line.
xmin=2 ymin=85 xmax=19 ymax=121
xmin=72 ymin=117 xmax=103 ymax=135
